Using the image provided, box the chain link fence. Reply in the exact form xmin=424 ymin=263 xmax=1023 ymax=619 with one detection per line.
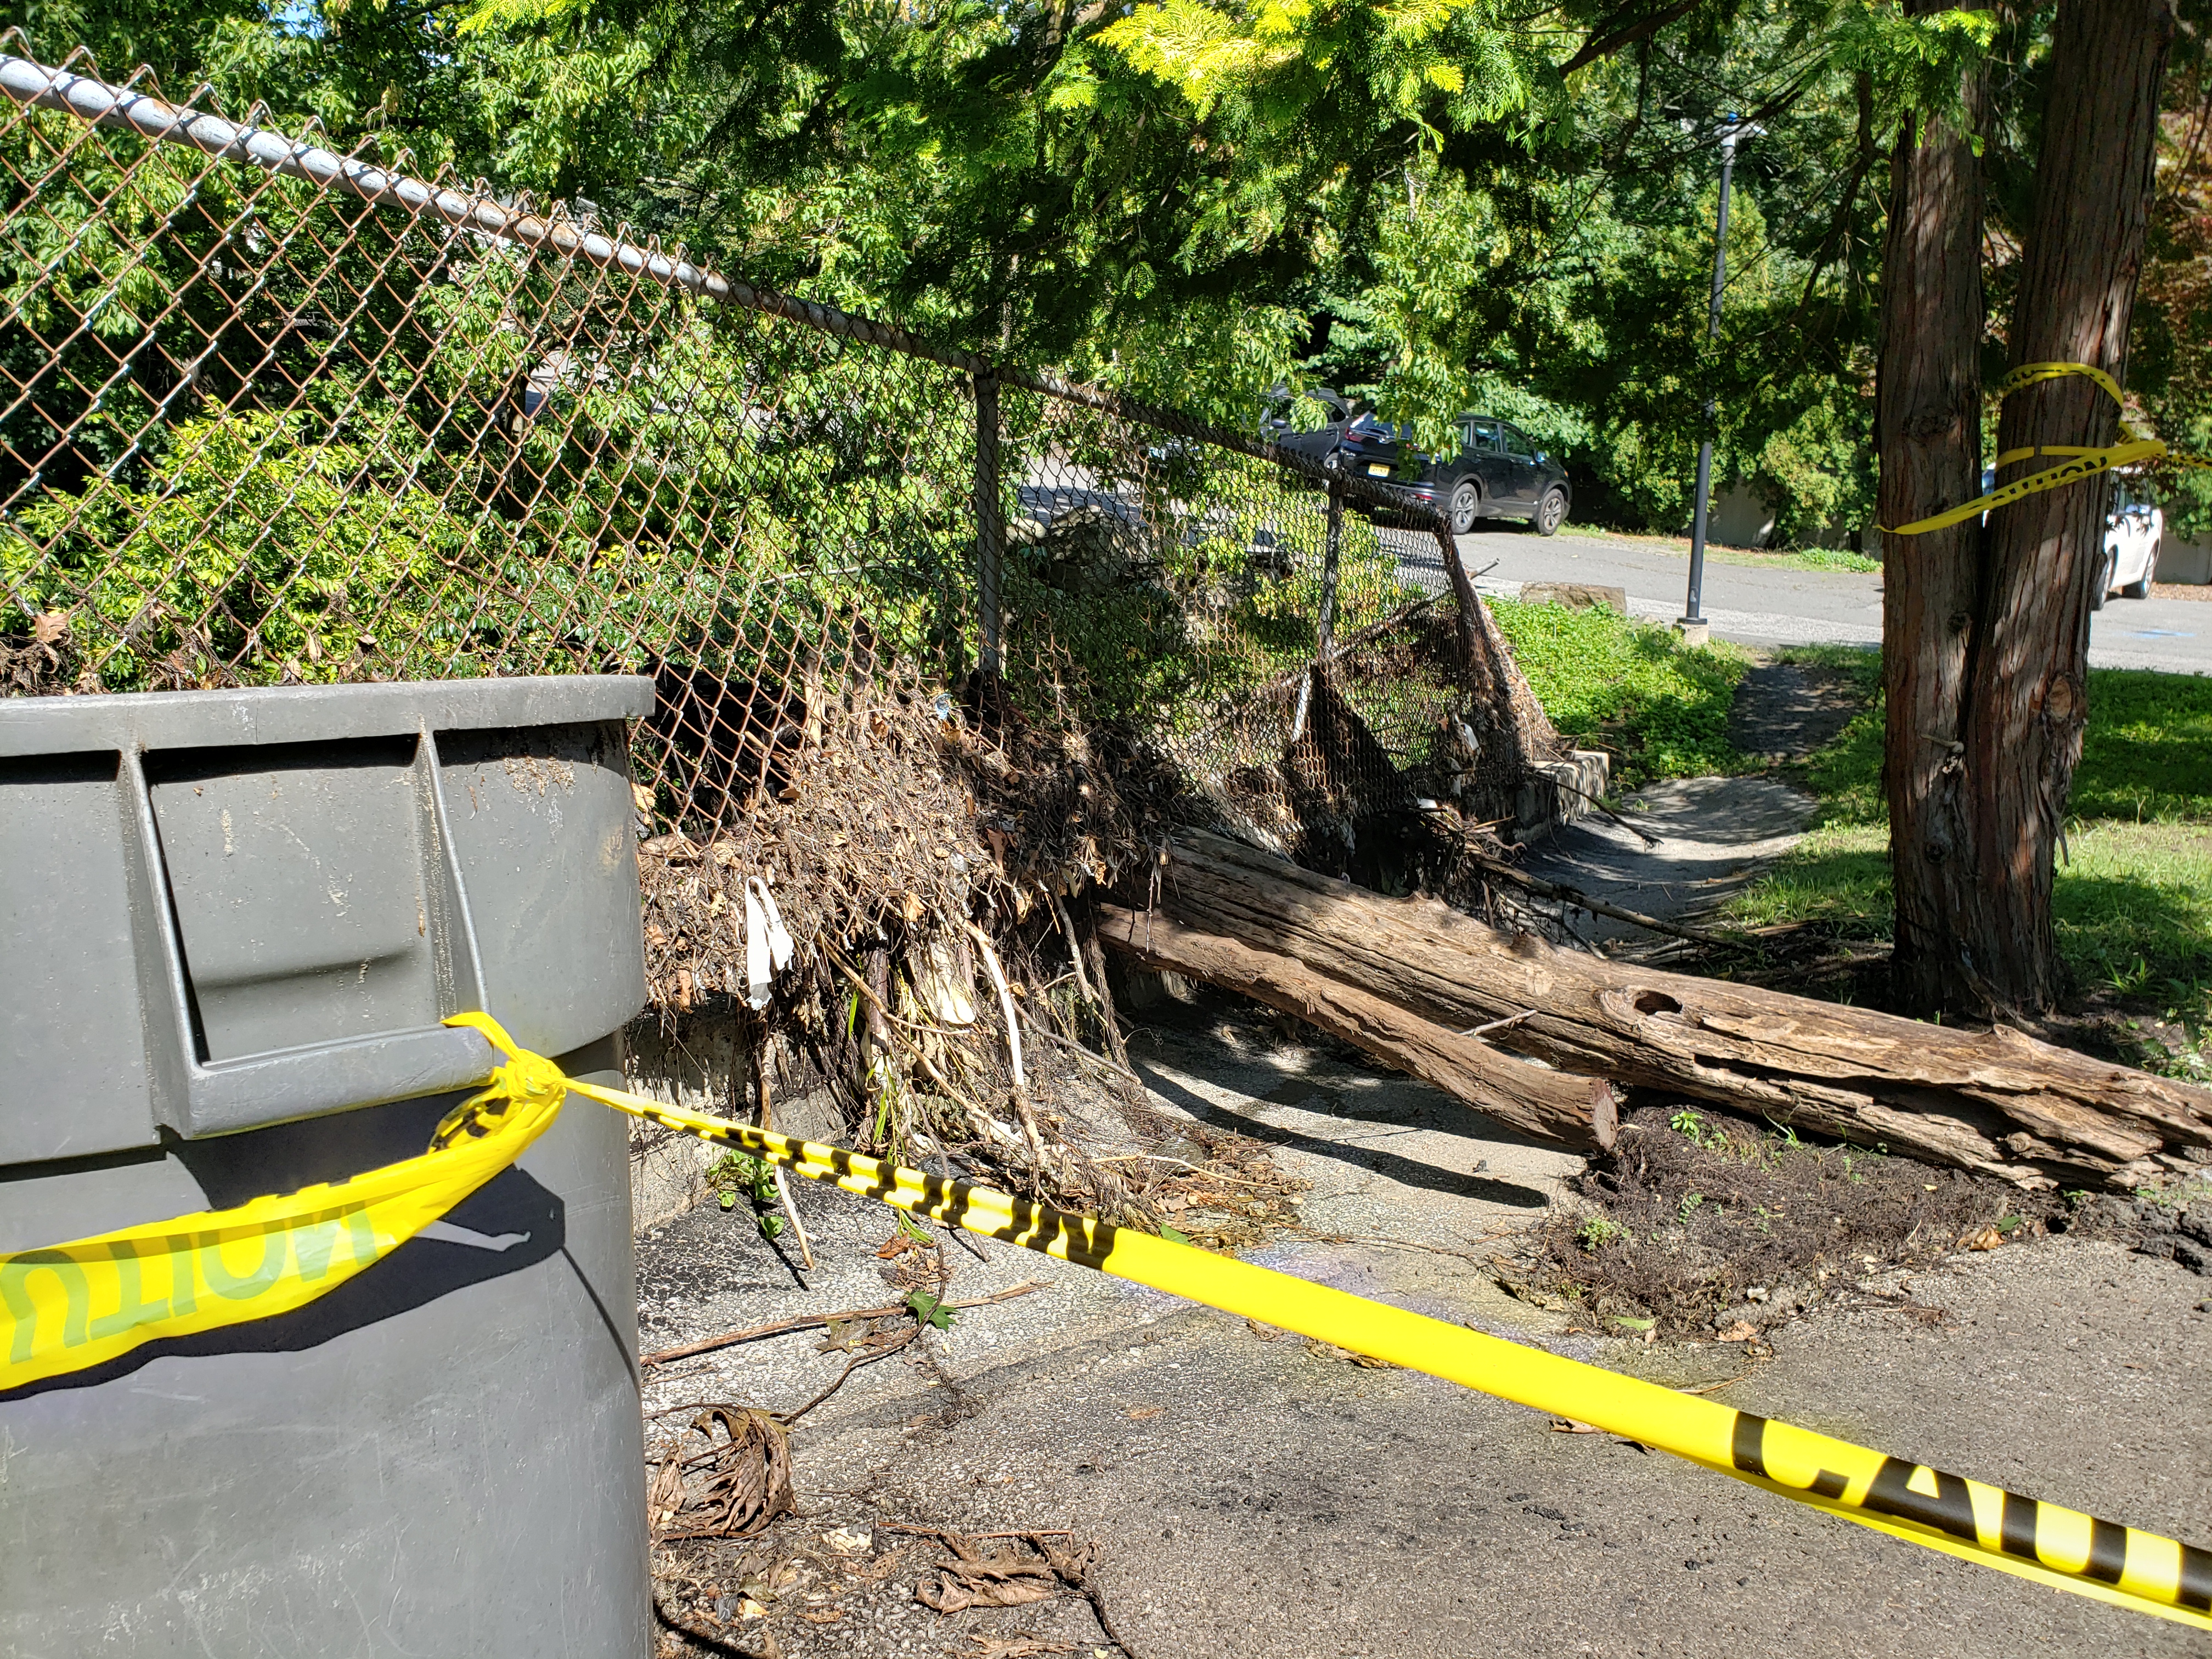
xmin=0 ymin=45 xmax=1558 ymax=874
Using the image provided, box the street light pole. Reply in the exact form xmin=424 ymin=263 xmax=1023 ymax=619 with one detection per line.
xmin=1680 ymin=117 xmax=1756 ymax=643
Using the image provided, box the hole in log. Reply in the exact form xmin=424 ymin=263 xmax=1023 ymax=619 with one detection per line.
xmin=1632 ymin=990 xmax=1683 ymax=1017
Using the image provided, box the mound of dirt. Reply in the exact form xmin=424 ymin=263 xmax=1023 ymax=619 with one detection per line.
xmin=1497 ymin=1104 xmax=2053 ymax=1339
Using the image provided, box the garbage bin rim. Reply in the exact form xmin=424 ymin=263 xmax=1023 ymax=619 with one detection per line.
xmin=0 ymin=674 xmax=656 ymax=758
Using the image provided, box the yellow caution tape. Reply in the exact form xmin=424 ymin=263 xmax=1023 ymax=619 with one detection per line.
xmin=0 ymin=1014 xmax=564 ymax=1390
xmin=5 ymin=1014 xmax=2208 ymax=1629
xmin=1883 ymin=360 xmax=2212 ymax=537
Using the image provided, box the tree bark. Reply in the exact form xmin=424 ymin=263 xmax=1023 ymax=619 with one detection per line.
xmin=1137 ymin=832 xmax=2212 ymax=1189
xmin=1877 ymin=1 xmax=1989 ymax=1017
xmin=1950 ymin=0 xmax=2175 ymax=1014
xmin=1097 ymin=904 xmax=1618 ymax=1152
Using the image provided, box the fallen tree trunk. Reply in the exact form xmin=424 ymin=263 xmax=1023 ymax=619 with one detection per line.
xmin=1099 ymin=906 xmax=1617 ymax=1152
xmin=1128 ymin=832 xmax=2212 ymax=1189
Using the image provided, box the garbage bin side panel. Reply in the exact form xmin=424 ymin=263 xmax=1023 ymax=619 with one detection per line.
xmin=0 ymin=751 xmax=161 ymax=1163
xmin=0 ymin=1043 xmax=650 ymax=1659
xmin=436 ymin=721 xmax=648 ymax=1059
xmin=149 ymin=738 xmax=444 ymax=1063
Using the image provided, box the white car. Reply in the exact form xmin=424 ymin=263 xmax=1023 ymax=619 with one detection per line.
xmin=1980 ymin=470 xmax=2162 ymax=607
xmin=2094 ymin=476 xmax=2163 ymax=607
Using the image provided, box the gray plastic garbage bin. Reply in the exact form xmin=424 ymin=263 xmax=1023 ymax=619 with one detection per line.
xmin=0 ymin=675 xmax=656 ymax=1658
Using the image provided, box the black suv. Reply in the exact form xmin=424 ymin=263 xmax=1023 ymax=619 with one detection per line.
xmin=1317 ymin=413 xmax=1572 ymax=536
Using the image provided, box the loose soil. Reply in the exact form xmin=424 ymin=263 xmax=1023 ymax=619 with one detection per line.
xmin=1504 ymin=1104 xmax=2056 ymax=1341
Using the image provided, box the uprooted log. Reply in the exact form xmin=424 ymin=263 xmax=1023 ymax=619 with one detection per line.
xmin=1100 ymin=906 xmax=1617 ymax=1152
xmin=1115 ymin=831 xmax=2212 ymax=1189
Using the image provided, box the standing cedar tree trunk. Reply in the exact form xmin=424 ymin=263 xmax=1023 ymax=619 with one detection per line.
xmin=1876 ymin=0 xmax=1986 ymax=1018
xmin=1880 ymin=0 xmax=2175 ymax=1019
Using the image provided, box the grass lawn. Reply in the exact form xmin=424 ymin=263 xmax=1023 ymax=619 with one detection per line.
xmin=1485 ymin=597 xmax=1752 ymax=787
xmin=1730 ymin=650 xmax=2212 ymax=1030
xmin=1487 ymin=604 xmax=2212 ymax=1034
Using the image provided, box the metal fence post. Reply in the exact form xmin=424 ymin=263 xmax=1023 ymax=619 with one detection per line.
xmin=1289 ymin=482 xmax=1346 ymax=742
xmin=973 ymin=373 xmax=1004 ymax=676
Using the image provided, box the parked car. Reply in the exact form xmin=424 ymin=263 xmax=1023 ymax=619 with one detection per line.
xmin=1979 ymin=468 xmax=2162 ymax=608
xmin=1262 ymin=386 xmax=1353 ymax=454
xmin=1301 ymin=411 xmax=1572 ymax=535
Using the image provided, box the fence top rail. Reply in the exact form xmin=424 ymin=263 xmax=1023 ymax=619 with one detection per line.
xmin=0 ymin=48 xmax=1448 ymax=532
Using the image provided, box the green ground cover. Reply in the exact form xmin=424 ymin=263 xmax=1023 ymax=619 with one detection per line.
xmin=1573 ymin=528 xmax=1880 ymax=575
xmin=1485 ymin=597 xmax=1751 ymax=787
xmin=1726 ymin=650 xmax=2212 ymax=1029
xmin=1489 ymin=606 xmax=2212 ymax=1030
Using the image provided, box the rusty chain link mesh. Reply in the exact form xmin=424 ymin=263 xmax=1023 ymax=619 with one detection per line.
xmin=0 ymin=46 xmax=1554 ymax=866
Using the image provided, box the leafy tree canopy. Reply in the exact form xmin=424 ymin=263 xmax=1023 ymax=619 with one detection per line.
xmin=24 ymin=0 xmax=2151 ymax=544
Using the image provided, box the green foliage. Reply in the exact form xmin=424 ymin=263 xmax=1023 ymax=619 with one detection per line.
xmin=2069 ymin=669 xmax=2212 ymax=823
xmin=709 ymin=1151 xmax=787 ymax=1239
xmin=906 ymin=1289 xmax=955 ymax=1330
xmin=1669 ymin=1108 xmax=1722 ymax=1151
xmin=7 ymin=411 xmax=470 ymax=689
xmin=1576 ymin=1215 xmax=1629 ymax=1251
xmin=17 ymin=0 xmax=2032 ymax=552
xmin=1485 ymin=598 xmax=1751 ymax=785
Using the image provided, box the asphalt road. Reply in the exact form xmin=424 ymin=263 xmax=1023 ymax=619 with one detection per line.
xmin=636 ymin=1017 xmax=2212 ymax=1659
xmin=1389 ymin=522 xmax=2212 ymax=676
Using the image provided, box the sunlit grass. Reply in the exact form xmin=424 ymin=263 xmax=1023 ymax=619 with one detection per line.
xmin=1486 ymin=598 xmax=1752 ymax=787
xmin=1724 ymin=657 xmax=2212 ymax=1024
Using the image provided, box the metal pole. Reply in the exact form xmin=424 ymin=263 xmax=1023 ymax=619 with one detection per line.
xmin=1682 ymin=121 xmax=1743 ymax=638
xmin=973 ymin=373 xmax=1003 ymax=676
xmin=1290 ymin=483 xmax=1346 ymax=743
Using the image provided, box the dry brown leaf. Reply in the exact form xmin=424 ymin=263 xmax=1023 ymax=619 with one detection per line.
xmin=1549 ymin=1418 xmax=1604 ymax=1434
xmin=652 ymin=1406 xmax=794 ymax=1541
xmin=646 ymin=1452 xmax=686 ymax=1533
xmin=1125 ymin=1404 xmax=1165 ymax=1419
xmin=916 ymin=1572 xmax=1058 ymax=1613
xmin=1965 ymin=1226 xmax=2004 ymax=1251
xmin=796 ymin=1610 xmax=843 ymax=1625
xmin=1717 ymin=1320 xmax=1760 ymax=1342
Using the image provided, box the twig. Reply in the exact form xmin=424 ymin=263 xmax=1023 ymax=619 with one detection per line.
xmin=1464 ymin=848 xmax=1733 ymax=947
xmin=641 ymin=1280 xmax=1050 ymax=1367
xmin=750 ymin=1024 xmax=814 ymax=1269
xmin=1053 ymin=888 xmax=1101 ymax=1014
xmin=1457 ymin=1008 xmax=1537 ymax=1039
xmin=963 ymin=922 xmax=1028 ymax=1092
xmin=1078 ymin=910 xmax=1136 ymax=1071
xmin=1545 ymin=775 xmax=1662 ymax=845
xmin=1017 ymin=1002 xmax=1146 ymax=1086
xmin=825 ymin=951 xmax=1023 ymax=1155
xmin=964 ymin=924 xmax=1052 ymax=1193
xmin=1090 ymin=1153 xmax=1274 ymax=1186
xmin=1675 ymin=1365 xmax=1762 ymax=1396
xmin=651 ymin=1578 xmax=775 ymax=1657
xmin=1290 ymin=1228 xmax=1488 ymax=1263
xmin=882 ymin=1523 xmax=1076 ymax=1543
xmin=769 ymin=1166 xmax=815 ymax=1271
xmin=778 ymin=1331 xmax=913 ymax=1425
xmin=1077 ymin=1558 xmax=1142 ymax=1659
